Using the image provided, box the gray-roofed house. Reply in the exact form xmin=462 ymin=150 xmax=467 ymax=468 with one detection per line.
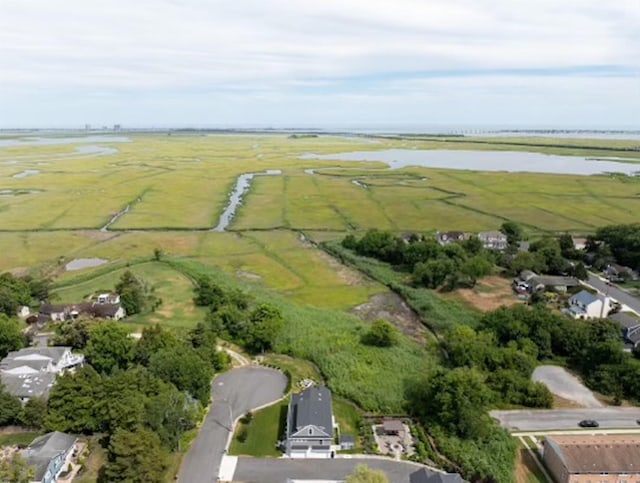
xmin=608 ymin=311 xmax=640 ymax=350
xmin=20 ymin=431 xmax=77 ymax=483
xmin=409 ymin=468 xmax=466 ymax=483
xmin=0 ymin=346 xmax=83 ymax=402
xmin=285 ymin=385 xmax=335 ymax=458
xmin=0 ymin=347 xmax=84 ymax=376
xmin=564 ymin=290 xmax=610 ymax=319
xmin=0 ymin=372 xmax=56 ymax=403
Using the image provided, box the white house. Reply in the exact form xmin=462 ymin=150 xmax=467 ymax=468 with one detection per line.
xmin=564 ymin=290 xmax=611 ymax=319
xmin=0 ymin=347 xmax=84 ymax=402
xmin=477 ymin=231 xmax=508 ymax=250
xmin=285 ymin=386 xmax=336 ymax=459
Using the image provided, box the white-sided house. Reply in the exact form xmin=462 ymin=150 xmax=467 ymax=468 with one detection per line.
xmin=477 ymin=231 xmax=508 ymax=250
xmin=285 ymin=385 xmax=335 ymax=459
xmin=564 ymin=290 xmax=610 ymax=320
xmin=0 ymin=347 xmax=84 ymax=376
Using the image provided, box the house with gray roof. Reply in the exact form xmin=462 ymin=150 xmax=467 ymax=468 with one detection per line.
xmin=0 ymin=346 xmax=83 ymax=402
xmin=564 ymin=290 xmax=610 ymax=319
xmin=20 ymin=431 xmax=77 ymax=483
xmin=477 ymin=231 xmax=508 ymax=250
xmin=285 ymin=385 xmax=335 ymax=458
xmin=608 ymin=311 xmax=640 ymax=350
xmin=409 ymin=468 xmax=466 ymax=483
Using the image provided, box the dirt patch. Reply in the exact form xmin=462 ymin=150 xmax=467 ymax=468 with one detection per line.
xmin=237 ymin=270 xmax=262 ymax=280
xmin=351 ymin=292 xmax=426 ymax=344
xmin=553 ymin=394 xmax=587 ymax=409
xmin=453 ymin=276 xmax=521 ymax=312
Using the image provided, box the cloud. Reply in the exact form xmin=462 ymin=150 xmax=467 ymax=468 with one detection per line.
xmin=0 ymin=0 xmax=638 ymax=126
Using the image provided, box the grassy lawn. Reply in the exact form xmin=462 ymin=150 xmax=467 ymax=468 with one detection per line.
xmin=229 ymin=399 xmax=287 ymax=457
xmin=0 ymin=431 xmax=40 ymax=448
xmin=334 ymin=397 xmax=363 ymax=450
xmin=52 ymin=261 xmax=205 ymax=331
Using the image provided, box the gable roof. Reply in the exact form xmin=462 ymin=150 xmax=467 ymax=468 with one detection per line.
xmin=288 ymin=386 xmax=333 ymax=438
xmin=1 ymin=347 xmax=71 ymax=373
xmin=20 ymin=431 xmax=76 ymax=481
xmin=609 ymin=311 xmax=640 ymax=330
xmin=0 ymin=371 xmax=56 ymax=399
xmin=410 ymin=469 xmax=466 ymax=483
xmin=570 ymin=290 xmax=599 ymax=306
xmin=545 ymin=435 xmax=640 ymax=473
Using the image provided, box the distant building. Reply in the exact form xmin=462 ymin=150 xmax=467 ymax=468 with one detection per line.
xmin=285 ymin=385 xmax=335 ymax=458
xmin=477 ymin=231 xmax=508 ymax=250
xmin=437 ymin=231 xmax=465 ymax=245
xmin=608 ymin=311 xmax=640 ymax=350
xmin=410 ymin=469 xmax=466 ymax=483
xmin=605 ymin=263 xmax=639 ymax=282
xmin=20 ymin=431 xmax=77 ymax=483
xmin=543 ymin=435 xmax=640 ymax=483
xmin=39 ymin=293 xmax=125 ymax=322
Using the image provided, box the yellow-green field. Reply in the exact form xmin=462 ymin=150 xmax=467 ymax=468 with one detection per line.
xmin=2 ymin=133 xmax=640 ymax=311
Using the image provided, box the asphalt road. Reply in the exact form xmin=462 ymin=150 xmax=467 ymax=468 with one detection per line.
xmin=588 ymin=273 xmax=640 ymax=314
xmin=178 ymin=366 xmax=288 ymax=483
xmin=491 ymin=407 xmax=640 ymax=431
xmin=232 ymin=457 xmax=434 ymax=483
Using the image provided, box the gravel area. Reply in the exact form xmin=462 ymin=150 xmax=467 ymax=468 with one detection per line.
xmin=532 ymin=365 xmax=603 ymax=408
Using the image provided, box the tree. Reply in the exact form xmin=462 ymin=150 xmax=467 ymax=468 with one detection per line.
xmin=0 ymin=454 xmax=35 ymax=483
xmin=85 ymin=322 xmax=134 ymax=374
xmin=508 ymin=251 xmax=547 ymax=276
xmin=0 ymin=384 xmax=22 ymax=425
xmin=362 ymin=320 xmax=399 ymax=347
xmin=500 ymin=221 xmax=523 ymax=245
xmin=245 ymin=303 xmax=285 ymax=353
xmin=134 ymin=324 xmax=179 ymax=366
xmin=19 ymin=396 xmax=48 ymax=428
xmin=149 ymin=347 xmax=212 ymax=404
xmin=115 ymin=270 xmax=156 ymax=315
xmin=101 ymin=429 xmax=168 ymax=483
xmin=459 ymin=255 xmax=492 ymax=287
xmin=0 ymin=273 xmax=31 ymax=317
xmin=146 ymin=386 xmax=199 ymax=450
xmin=153 ymin=248 xmax=163 ymax=261
xmin=193 ymin=277 xmax=227 ymax=308
xmin=413 ymin=258 xmax=455 ymax=288
xmin=50 ymin=318 xmax=91 ymax=349
xmin=0 ymin=314 xmax=25 ymax=358
xmin=346 ymin=464 xmax=389 ymax=483
xmin=45 ymin=366 xmax=103 ymax=433
xmin=462 ymin=236 xmax=484 ymax=256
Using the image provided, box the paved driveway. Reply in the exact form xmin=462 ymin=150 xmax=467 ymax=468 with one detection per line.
xmin=491 ymin=407 xmax=640 ymax=431
xmin=587 ymin=273 xmax=640 ymax=314
xmin=178 ymin=366 xmax=288 ymax=483
xmin=232 ymin=457 xmax=434 ymax=483
xmin=532 ymin=365 xmax=603 ymax=408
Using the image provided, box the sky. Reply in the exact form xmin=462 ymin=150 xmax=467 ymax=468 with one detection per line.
xmin=1 ymin=0 xmax=639 ymax=129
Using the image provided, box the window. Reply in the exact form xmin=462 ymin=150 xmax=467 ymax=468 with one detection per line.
xmin=308 ymin=429 xmax=312 ymax=435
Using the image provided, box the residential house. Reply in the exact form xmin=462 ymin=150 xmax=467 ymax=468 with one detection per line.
xmin=410 ymin=469 xmax=466 ymax=483
xmin=20 ymin=431 xmax=77 ymax=483
xmin=542 ymin=435 xmax=640 ymax=483
xmin=564 ymin=290 xmax=610 ymax=320
xmin=437 ymin=231 xmax=465 ymax=245
xmin=477 ymin=231 xmax=508 ymax=250
xmin=39 ymin=298 xmax=125 ymax=323
xmin=0 ymin=346 xmax=84 ymax=402
xmin=285 ymin=385 xmax=335 ymax=458
xmin=608 ymin=311 xmax=640 ymax=350
xmin=605 ymin=263 xmax=639 ymax=282
xmin=514 ymin=271 xmax=579 ymax=294
xmin=572 ymin=237 xmax=588 ymax=251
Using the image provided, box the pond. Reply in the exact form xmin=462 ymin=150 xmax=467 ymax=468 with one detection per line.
xmin=65 ymin=258 xmax=109 ymax=271
xmin=300 ymin=149 xmax=640 ymax=176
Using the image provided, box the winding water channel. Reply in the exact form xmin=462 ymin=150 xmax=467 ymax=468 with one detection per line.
xmin=211 ymin=170 xmax=281 ymax=232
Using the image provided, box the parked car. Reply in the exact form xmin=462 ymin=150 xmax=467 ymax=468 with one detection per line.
xmin=578 ymin=419 xmax=599 ymax=428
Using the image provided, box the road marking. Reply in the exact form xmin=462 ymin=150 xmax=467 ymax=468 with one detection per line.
xmin=218 ymin=455 xmax=238 ymax=482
